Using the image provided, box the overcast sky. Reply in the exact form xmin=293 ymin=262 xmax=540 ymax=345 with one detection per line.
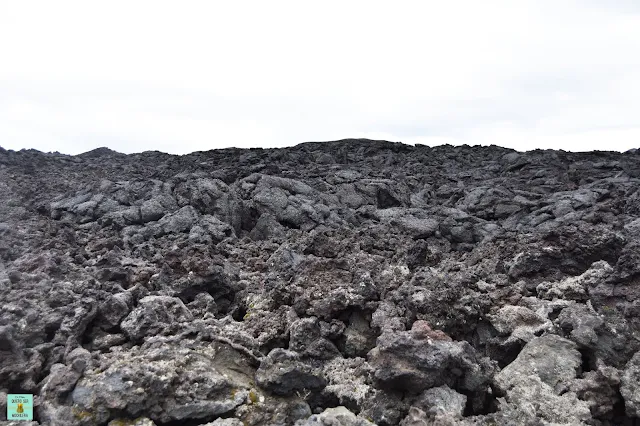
xmin=1 ymin=1 xmax=640 ymax=155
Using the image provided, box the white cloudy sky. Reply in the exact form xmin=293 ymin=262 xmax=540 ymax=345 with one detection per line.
xmin=1 ymin=1 xmax=639 ymax=155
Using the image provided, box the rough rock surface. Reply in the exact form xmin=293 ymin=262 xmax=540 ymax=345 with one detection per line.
xmin=1 ymin=140 xmax=640 ymax=425
xmin=295 ymin=406 xmax=374 ymax=426
xmin=494 ymin=334 xmax=592 ymax=424
xmin=621 ymin=351 xmax=640 ymax=418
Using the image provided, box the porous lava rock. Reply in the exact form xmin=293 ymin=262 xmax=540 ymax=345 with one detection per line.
xmin=2 ymin=140 xmax=640 ymax=424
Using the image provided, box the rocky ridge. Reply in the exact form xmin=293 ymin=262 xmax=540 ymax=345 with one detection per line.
xmin=1 ymin=139 xmax=640 ymax=425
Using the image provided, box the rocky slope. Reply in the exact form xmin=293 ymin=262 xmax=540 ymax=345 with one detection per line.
xmin=1 ymin=140 xmax=640 ymax=425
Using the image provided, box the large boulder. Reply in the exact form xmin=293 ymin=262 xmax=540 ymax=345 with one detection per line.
xmin=369 ymin=321 xmax=494 ymax=395
xmin=494 ymin=334 xmax=591 ymax=424
xmin=69 ymin=339 xmax=252 ymax=424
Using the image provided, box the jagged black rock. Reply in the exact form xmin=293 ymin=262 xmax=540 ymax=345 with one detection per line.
xmin=1 ymin=140 xmax=640 ymax=425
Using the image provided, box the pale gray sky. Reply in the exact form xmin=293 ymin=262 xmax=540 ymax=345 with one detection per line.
xmin=1 ymin=1 xmax=639 ymax=154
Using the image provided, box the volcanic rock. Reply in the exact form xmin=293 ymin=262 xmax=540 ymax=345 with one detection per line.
xmin=2 ymin=140 xmax=640 ymax=424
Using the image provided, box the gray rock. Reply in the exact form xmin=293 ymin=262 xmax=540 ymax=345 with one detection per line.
xmin=342 ymin=311 xmax=376 ymax=358
xmin=399 ymin=407 xmax=430 ymax=426
xmin=621 ymin=351 xmax=640 ymax=418
xmin=495 ymin=375 xmax=591 ymax=425
xmin=322 ymin=357 xmax=374 ymax=409
xmin=98 ymin=291 xmax=133 ymax=329
xmin=0 ymin=422 xmax=41 ymax=426
xmin=399 ymin=407 xmax=460 ymax=426
xmin=65 ymin=347 xmax=91 ymax=373
xmin=120 ymin=296 xmax=193 ymax=341
xmin=395 ymin=216 xmax=439 ymax=238
xmin=91 ymin=332 xmax=127 ymax=351
xmin=495 ymin=334 xmax=581 ymax=393
xmin=204 ymin=419 xmax=245 ymax=426
xmin=624 ymin=217 xmax=640 ymax=238
xmin=553 ymin=199 xmax=574 ymax=218
xmin=140 ymin=197 xmax=169 ymax=223
xmin=554 ymin=302 xmax=634 ymax=369
xmin=108 ymin=418 xmax=157 ymax=426
xmin=40 ymin=363 xmax=82 ymax=400
xmin=248 ymin=212 xmax=285 ymax=240
xmin=570 ymin=364 xmax=622 ymax=419
xmin=289 ymin=317 xmax=341 ymax=360
xmin=316 ymin=153 xmax=335 ymax=165
xmin=195 ymin=214 xmax=236 ymax=243
xmin=71 ymin=339 xmax=251 ymax=424
xmin=369 ymin=322 xmax=494 ymax=394
xmin=256 ymin=348 xmax=327 ymax=396
xmin=156 ymin=205 xmax=199 ymax=234
xmin=489 ymin=305 xmax=550 ymax=343
xmin=495 ymin=334 xmax=592 ymax=424
xmin=536 ymin=260 xmax=612 ymax=302
xmin=6 ymin=140 xmax=640 ymax=425
xmin=295 ymin=406 xmax=374 ymax=426
xmin=414 ymin=385 xmax=467 ymax=418
xmin=555 ymin=303 xmax=603 ymax=348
